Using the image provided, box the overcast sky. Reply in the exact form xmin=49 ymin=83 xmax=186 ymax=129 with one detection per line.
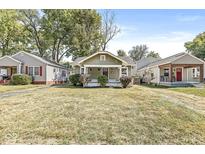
xmin=99 ymin=9 xmax=205 ymax=58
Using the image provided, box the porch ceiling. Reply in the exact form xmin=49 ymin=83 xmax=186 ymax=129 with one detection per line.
xmin=84 ymin=65 xmax=121 ymax=68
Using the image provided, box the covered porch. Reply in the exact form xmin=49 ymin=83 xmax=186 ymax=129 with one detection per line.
xmin=0 ymin=56 xmax=22 ymax=83
xmin=80 ymin=65 xmax=128 ymax=87
xmin=159 ymin=63 xmax=204 ymax=86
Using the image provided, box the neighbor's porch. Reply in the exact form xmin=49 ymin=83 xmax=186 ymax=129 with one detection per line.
xmin=0 ymin=66 xmax=19 ymax=84
xmin=80 ymin=65 xmax=129 ymax=87
xmin=159 ymin=64 xmax=204 ymax=86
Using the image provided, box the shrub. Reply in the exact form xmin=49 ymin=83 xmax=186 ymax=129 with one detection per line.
xmin=120 ymin=76 xmax=132 ymax=88
xmin=11 ymin=74 xmax=32 ymax=85
xmin=69 ymin=74 xmax=80 ymax=86
xmin=97 ymin=75 xmax=108 ymax=87
xmin=79 ymin=74 xmax=89 ymax=86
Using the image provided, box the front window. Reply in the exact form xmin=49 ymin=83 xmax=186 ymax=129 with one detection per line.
xmin=193 ymin=68 xmax=200 ymax=78
xmin=80 ymin=67 xmax=84 ymax=74
xmin=121 ymin=67 xmax=128 ymax=76
xmin=28 ymin=66 xmax=40 ymax=76
xmin=62 ymin=70 xmax=67 ymax=77
xmin=34 ymin=67 xmax=40 ymax=75
xmin=29 ymin=67 xmax=33 ymax=76
xmin=164 ymin=69 xmax=169 ymax=76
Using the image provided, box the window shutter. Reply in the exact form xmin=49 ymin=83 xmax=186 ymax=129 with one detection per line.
xmin=40 ymin=66 xmax=42 ymax=76
xmin=25 ymin=66 xmax=28 ymax=74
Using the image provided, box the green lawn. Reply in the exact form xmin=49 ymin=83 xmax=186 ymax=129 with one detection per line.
xmin=169 ymin=87 xmax=205 ymax=97
xmin=0 ymin=85 xmax=44 ymax=93
xmin=0 ymin=85 xmax=205 ymax=144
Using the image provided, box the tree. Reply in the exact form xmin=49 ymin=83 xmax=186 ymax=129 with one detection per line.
xmin=146 ymin=51 xmax=160 ymax=58
xmin=101 ymin=10 xmax=120 ymax=51
xmin=19 ymin=9 xmax=102 ymax=62
xmin=0 ymin=10 xmax=27 ymax=56
xmin=18 ymin=10 xmax=47 ymax=57
xmin=184 ymin=32 xmax=205 ymax=59
xmin=117 ymin=49 xmax=127 ymax=57
xmin=69 ymin=9 xmax=102 ymax=60
xmin=41 ymin=9 xmax=73 ymax=62
xmin=128 ymin=44 xmax=148 ymax=61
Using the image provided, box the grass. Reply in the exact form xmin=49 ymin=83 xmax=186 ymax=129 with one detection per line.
xmin=140 ymin=83 xmax=169 ymax=89
xmin=0 ymin=85 xmax=205 ymax=144
xmin=169 ymin=87 xmax=205 ymax=97
xmin=0 ymin=84 xmax=44 ymax=93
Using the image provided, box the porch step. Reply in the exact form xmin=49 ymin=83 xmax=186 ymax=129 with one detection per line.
xmin=84 ymin=82 xmax=122 ymax=88
xmin=191 ymin=83 xmax=205 ymax=88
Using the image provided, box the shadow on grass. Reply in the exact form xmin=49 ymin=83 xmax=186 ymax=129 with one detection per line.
xmin=52 ymin=83 xmax=124 ymax=89
xmin=139 ymin=83 xmax=169 ymax=89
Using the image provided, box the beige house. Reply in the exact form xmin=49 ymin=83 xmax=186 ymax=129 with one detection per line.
xmin=137 ymin=52 xmax=205 ymax=86
xmin=71 ymin=51 xmax=136 ymax=87
xmin=0 ymin=51 xmax=68 ymax=84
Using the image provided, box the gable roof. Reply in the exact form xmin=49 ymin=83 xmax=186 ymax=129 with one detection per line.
xmin=0 ymin=55 xmax=22 ymax=64
xmin=146 ymin=52 xmax=186 ymax=68
xmin=136 ymin=57 xmax=161 ymax=70
xmin=71 ymin=56 xmax=87 ymax=66
xmin=72 ymin=51 xmax=135 ymax=66
xmin=117 ymin=56 xmax=136 ymax=65
xmin=138 ymin=52 xmax=205 ymax=71
xmin=12 ymin=51 xmax=66 ymax=69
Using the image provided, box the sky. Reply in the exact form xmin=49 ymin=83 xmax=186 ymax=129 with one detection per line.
xmin=99 ymin=9 xmax=205 ymax=58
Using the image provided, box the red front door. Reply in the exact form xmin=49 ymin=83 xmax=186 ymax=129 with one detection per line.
xmin=176 ymin=68 xmax=182 ymax=81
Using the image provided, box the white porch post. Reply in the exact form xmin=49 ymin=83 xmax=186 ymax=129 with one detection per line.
xmin=18 ymin=63 xmax=21 ymax=74
xmin=157 ymin=67 xmax=160 ymax=84
xmin=126 ymin=67 xmax=128 ymax=76
xmin=84 ymin=66 xmax=86 ymax=74
xmin=119 ymin=67 xmax=122 ymax=79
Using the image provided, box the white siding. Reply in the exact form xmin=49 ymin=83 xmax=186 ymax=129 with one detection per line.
xmin=46 ymin=65 xmax=67 ymax=83
xmin=172 ymin=54 xmax=204 ymax=64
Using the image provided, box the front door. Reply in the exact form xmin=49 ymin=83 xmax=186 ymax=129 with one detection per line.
xmin=176 ymin=68 xmax=182 ymax=81
xmin=102 ymin=68 xmax=108 ymax=78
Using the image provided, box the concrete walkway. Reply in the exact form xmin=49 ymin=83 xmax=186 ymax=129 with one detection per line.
xmin=0 ymin=86 xmax=50 ymax=99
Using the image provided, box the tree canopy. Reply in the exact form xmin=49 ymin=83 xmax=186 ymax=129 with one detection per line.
xmin=0 ymin=10 xmax=28 ymax=56
xmin=117 ymin=49 xmax=127 ymax=57
xmin=0 ymin=9 xmax=103 ymax=63
xmin=128 ymin=45 xmax=160 ymax=61
xmin=146 ymin=51 xmax=160 ymax=58
xmin=184 ymin=32 xmax=205 ymax=60
xmin=128 ymin=45 xmax=148 ymax=61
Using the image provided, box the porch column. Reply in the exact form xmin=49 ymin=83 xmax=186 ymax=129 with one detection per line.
xmin=119 ymin=67 xmax=122 ymax=79
xmin=169 ymin=64 xmax=173 ymax=82
xmin=84 ymin=66 xmax=86 ymax=74
xmin=18 ymin=64 xmax=21 ymax=74
xmin=80 ymin=67 xmax=82 ymax=74
xmin=157 ymin=67 xmax=160 ymax=84
xmin=200 ymin=64 xmax=204 ymax=82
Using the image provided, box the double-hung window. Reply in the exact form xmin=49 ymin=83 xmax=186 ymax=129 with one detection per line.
xmin=121 ymin=67 xmax=128 ymax=76
xmin=192 ymin=68 xmax=200 ymax=78
xmin=100 ymin=55 xmax=106 ymax=61
xmin=28 ymin=66 xmax=40 ymax=76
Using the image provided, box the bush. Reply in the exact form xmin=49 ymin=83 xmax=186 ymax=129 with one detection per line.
xmin=97 ymin=75 xmax=108 ymax=87
xmin=69 ymin=74 xmax=80 ymax=86
xmin=11 ymin=74 xmax=32 ymax=85
xmin=79 ymin=74 xmax=89 ymax=86
xmin=120 ymin=76 xmax=132 ymax=88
